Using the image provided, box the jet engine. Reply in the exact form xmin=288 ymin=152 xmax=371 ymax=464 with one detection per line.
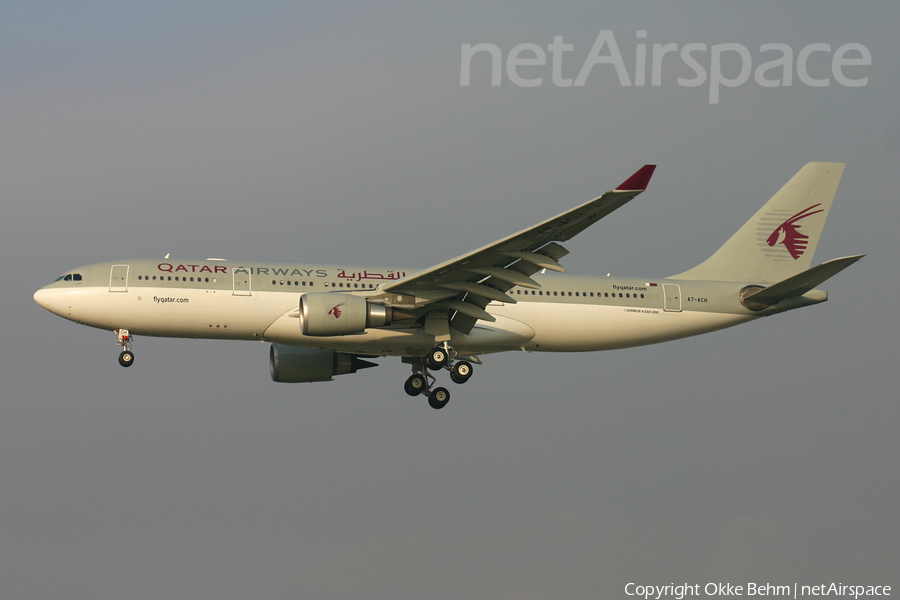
xmin=299 ymin=292 xmax=392 ymax=336
xmin=269 ymin=344 xmax=378 ymax=382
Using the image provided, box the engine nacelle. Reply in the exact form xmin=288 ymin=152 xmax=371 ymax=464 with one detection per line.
xmin=269 ymin=344 xmax=377 ymax=382
xmin=299 ymin=292 xmax=392 ymax=336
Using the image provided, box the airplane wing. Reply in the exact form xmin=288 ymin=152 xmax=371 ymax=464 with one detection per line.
xmin=381 ymin=165 xmax=656 ymax=333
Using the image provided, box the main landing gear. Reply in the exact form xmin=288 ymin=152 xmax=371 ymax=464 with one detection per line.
xmin=116 ymin=329 xmax=134 ymax=367
xmin=404 ymin=344 xmax=474 ymax=409
xmin=404 ymin=369 xmax=450 ymax=410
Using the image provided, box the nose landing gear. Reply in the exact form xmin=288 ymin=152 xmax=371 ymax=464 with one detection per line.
xmin=116 ymin=329 xmax=134 ymax=367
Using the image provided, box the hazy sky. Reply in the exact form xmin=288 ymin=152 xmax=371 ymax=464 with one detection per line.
xmin=2 ymin=2 xmax=897 ymax=599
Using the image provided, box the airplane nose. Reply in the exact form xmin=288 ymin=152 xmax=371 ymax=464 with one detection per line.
xmin=33 ymin=287 xmax=52 ymax=310
xmin=34 ymin=286 xmax=67 ymax=317
xmin=34 ymin=285 xmax=86 ymax=322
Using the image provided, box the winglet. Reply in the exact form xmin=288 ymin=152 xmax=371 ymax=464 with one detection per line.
xmin=615 ymin=165 xmax=656 ymax=191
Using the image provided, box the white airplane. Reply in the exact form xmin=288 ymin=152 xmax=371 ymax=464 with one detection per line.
xmin=34 ymin=162 xmax=862 ymax=409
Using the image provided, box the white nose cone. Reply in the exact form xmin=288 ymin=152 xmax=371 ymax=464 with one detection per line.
xmin=33 ymin=287 xmax=51 ymax=310
xmin=33 ymin=287 xmax=67 ymax=317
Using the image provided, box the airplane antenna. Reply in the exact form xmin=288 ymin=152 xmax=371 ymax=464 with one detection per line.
xmin=164 ymin=253 xmax=170 ymax=259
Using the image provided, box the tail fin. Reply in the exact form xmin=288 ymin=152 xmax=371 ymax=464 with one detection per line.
xmin=671 ymin=162 xmax=846 ymax=283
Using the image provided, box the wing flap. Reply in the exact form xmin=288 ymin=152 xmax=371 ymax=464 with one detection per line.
xmin=498 ymin=251 xmax=565 ymax=272
xmin=436 ymin=299 xmax=496 ymax=322
xmin=437 ymin=282 xmax=517 ymax=303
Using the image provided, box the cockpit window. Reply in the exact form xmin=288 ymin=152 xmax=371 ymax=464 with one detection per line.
xmin=73 ymin=274 xmax=82 ymax=281
xmin=54 ymin=275 xmax=64 ymax=282
xmin=64 ymin=274 xmax=72 ymax=281
xmin=57 ymin=273 xmax=82 ymax=282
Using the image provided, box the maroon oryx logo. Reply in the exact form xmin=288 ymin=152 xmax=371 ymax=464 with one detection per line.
xmin=766 ymin=204 xmax=824 ymax=260
xmin=328 ymin=302 xmax=346 ymax=319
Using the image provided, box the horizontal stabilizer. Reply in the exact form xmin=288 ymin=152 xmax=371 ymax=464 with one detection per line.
xmin=741 ymin=255 xmax=864 ymax=309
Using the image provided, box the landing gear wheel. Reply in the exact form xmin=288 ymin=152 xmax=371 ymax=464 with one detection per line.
xmin=118 ymin=350 xmax=135 ymax=367
xmin=426 ymin=347 xmax=449 ymax=371
xmin=404 ymin=374 xmax=427 ymax=396
xmin=450 ymin=360 xmax=473 ymax=384
xmin=428 ymin=387 xmax=450 ymax=409
xmin=115 ymin=330 xmax=134 ymax=367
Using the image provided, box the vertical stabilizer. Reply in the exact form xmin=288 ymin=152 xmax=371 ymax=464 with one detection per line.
xmin=671 ymin=162 xmax=846 ymax=283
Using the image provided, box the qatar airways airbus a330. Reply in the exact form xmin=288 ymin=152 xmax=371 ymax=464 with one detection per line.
xmin=34 ymin=162 xmax=861 ymax=409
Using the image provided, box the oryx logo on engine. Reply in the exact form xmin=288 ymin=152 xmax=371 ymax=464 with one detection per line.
xmin=328 ymin=302 xmax=346 ymax=319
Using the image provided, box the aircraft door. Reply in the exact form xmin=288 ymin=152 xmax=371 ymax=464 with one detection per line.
xmin=233 ymin=267 xmax=251 ymax=296
xmin=109 ymin=264 xmax=129 ymax=292
xmin=663 ymin=283 xmax=682 ymax=312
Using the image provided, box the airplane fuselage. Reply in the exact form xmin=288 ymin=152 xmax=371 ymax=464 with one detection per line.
xmin=34 ymin=258 xmax=818 ymax=358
